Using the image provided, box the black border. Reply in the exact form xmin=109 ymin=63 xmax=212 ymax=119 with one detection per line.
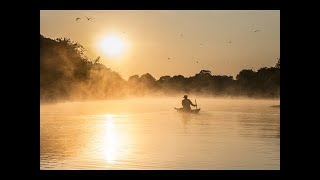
xmin=39 ymin=170 xmax=280 ymax=177
xmin=40 ymin=0 xmax=280 ymax=10
xmin=27 ymin=0 xmax=290 ymax=177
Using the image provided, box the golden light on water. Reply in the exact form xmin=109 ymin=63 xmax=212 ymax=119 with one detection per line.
xmin=105 ymin=114 xmax=115 ymax=127
xmin=102 ymin=114 xmax=117 ymax=163
xmin=41 ymin=99 xmax=280 ymax=169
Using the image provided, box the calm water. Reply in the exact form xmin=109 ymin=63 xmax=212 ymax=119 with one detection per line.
xmin=40 ymin=97 xmax=280 ymax=170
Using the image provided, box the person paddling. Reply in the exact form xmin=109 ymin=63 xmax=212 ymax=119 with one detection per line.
xmin=182 ymin=95 xmax=197 ymax=111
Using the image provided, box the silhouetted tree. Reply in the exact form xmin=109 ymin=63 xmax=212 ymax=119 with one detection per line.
xmin=158 ymin=75 xmax=171 ymax=82
xmin=139 ymin=73 xmax=157 ymax=91
xmin=128 ymin=74 xmax=140 ymax=83
xmin=41 ymin=34 xmax=280 ymax=101
xmin=140 ymin=73 xmax=156 ymax=84
xmin=40 ymin=34 xmax=125 ymax=101
xmin=94 ymin=56 xmax=100 ymax=64
xmin=276 ymin=58 xmax=280 ymax=69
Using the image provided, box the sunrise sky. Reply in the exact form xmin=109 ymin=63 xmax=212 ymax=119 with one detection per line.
xmin=40 ymin=10 xmax=280 ymax=80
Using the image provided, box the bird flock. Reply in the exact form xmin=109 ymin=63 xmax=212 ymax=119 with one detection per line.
xmin=166 ymin=27 xmax=261 ymax=64
xmin=73 ymin=17 xmax=263 ymax=66
xmin=76 ymin=16 xmax=92 ymax=21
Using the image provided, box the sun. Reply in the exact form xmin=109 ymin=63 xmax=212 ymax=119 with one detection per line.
xmin=99 ymin=36 xmax=125 ymax=57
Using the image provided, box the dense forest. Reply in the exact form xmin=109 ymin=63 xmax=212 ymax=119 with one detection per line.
xmin=40 ymin=34 xmax=280 ymax=102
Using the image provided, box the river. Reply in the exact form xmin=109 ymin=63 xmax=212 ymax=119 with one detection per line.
xmin=40 ymin=97 xmax=280 ymax=170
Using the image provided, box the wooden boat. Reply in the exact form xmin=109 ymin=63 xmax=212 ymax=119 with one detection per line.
xmin=174 ymin=107 xmax=200 ymax=114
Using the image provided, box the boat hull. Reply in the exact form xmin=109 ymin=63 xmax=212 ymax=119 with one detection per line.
xmin=174 ymin=108 xmax=200 ymax=113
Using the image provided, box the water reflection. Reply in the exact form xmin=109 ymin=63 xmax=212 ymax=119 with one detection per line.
xmin=179 ymin=113 xmax=192 ymax=125
xmin=177 ymin=111 xmax=215 ymax=127
xmin=95 ymin=114 xmax=134 ymax=166
xmin=41 ymin=98 xmax=280 ymax=169
xmin=236 ymin=111 xmax=280 ymax=139
xmin=102 ymin=114 xmax=117 ymax=164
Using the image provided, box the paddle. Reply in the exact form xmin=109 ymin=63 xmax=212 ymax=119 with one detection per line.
xmin=195 ymin=99 xmax=197 ymax=109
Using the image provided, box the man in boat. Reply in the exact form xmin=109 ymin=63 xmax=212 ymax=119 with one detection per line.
xmin=182 ymin=95 xmax=197 ymax=111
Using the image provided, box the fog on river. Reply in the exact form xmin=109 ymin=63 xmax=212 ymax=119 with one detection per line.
xmin=40 ymin=96 xmax=280 ymax=170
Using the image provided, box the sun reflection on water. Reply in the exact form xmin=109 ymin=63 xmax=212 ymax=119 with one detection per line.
xmin=102 ymin=114 xmax=117 ymax=164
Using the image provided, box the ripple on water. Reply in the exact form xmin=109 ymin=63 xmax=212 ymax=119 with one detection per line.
xmin=40 ymin=98 xmax=280 ymax=169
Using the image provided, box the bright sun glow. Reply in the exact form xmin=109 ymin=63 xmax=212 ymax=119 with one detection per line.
xmin=99 ymin=36 xmax=125 ymax=57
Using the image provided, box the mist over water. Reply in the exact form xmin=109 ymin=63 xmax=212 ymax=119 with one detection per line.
xmin=40 ymin=35 xmax=280 ymax=103
xmin=40 ymin=96 xmax=280 ymax=170
xmin=40 ymin=11 xmax=280 ymax=170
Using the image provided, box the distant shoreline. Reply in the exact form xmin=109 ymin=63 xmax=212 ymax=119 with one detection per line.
xmin=40 ymin=35 xmax=280 ymax=103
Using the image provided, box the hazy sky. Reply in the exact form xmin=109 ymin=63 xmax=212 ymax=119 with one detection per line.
xmin=40 ymin=10 xmax=280 ymax=80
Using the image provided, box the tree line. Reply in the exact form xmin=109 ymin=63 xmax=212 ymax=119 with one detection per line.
xmin=40 ymin=34 xmax=280 ymax=102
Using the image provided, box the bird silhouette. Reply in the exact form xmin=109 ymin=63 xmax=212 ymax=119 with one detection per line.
xmin=86 ymin=16 xmax=91 ymax=20
xmin=94 ymin=56 xmax=100 ymax=64
xmin=254 ymin=29 xmax=260 ymax=32
xmin=196 ymin=61 xmax=199 ymax=63
xmin=76 ymin=18 xmax=81 ymax=21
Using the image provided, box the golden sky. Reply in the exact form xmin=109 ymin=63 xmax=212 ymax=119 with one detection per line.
xmin=40 ymin=10 xmax=280 ymax=80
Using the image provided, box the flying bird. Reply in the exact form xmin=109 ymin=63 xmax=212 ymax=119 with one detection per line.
xmin=86 ymin=16 xmax=92 ymax=20
xmin=76 ymin=18 xmax=80 ymax=21
xmin=254 ymin=29 xmax=261 ymax=32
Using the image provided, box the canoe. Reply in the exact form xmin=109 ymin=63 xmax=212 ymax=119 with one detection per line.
xmin=174 ymin=107 xmax=200 ymax=113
